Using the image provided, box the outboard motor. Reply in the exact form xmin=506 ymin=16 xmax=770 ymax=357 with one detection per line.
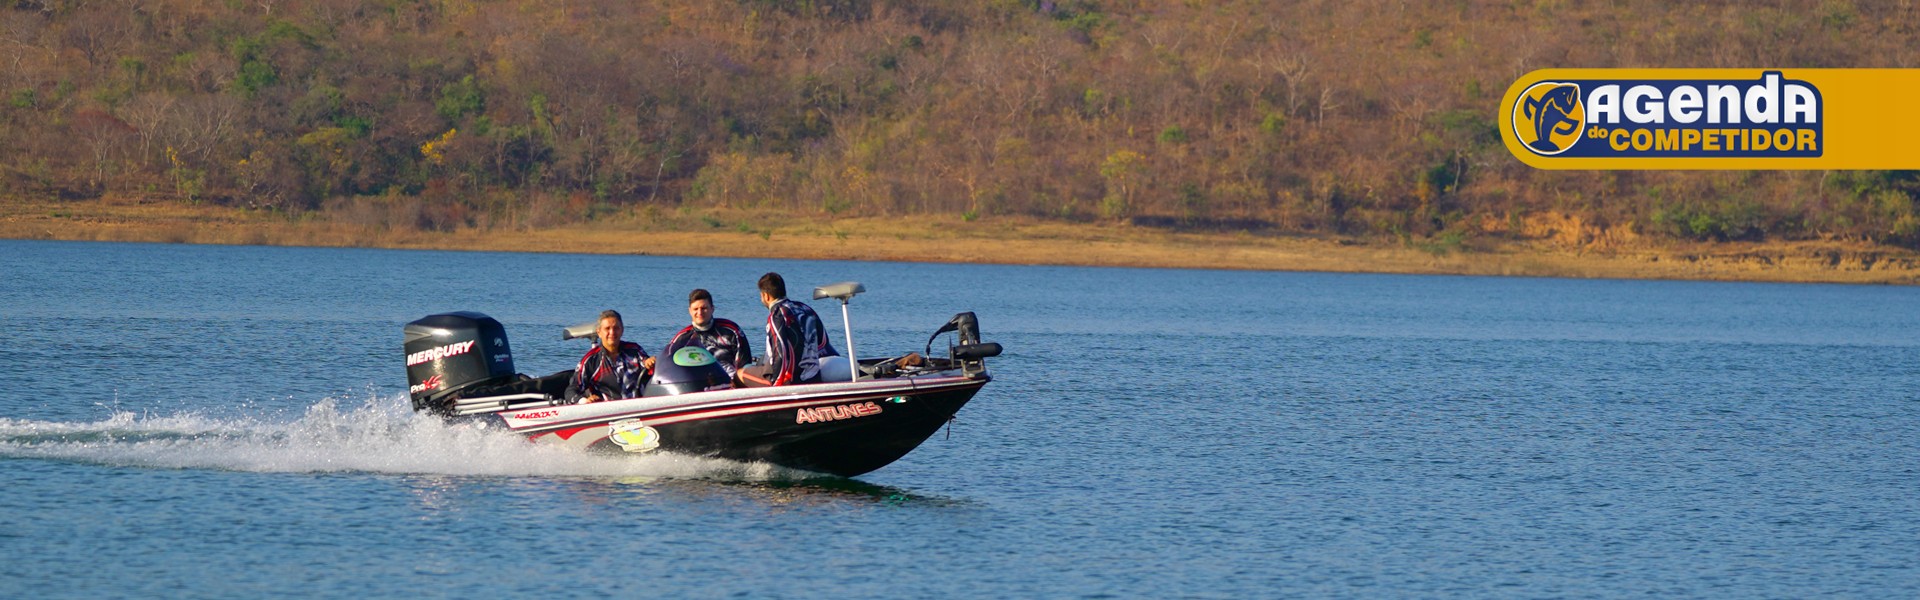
xmin=404 ymin=312 xmax=517 ymax=411
xmin=645 ymin=346 xmax=734 ymax=397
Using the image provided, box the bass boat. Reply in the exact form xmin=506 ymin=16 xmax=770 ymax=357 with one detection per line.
xmin=401 ymin=282 xmax=1002 ymax=477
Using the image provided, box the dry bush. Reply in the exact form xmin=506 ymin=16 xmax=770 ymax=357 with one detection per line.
xmin=2 ymin=1 xmax=1917 ymax=247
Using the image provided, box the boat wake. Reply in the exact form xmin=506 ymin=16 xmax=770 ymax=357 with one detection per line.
xmin=0 ymin=393 xmax=813 ymax=480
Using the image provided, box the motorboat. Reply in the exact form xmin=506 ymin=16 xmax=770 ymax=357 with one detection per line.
xmin=401 ymin=282 xmax=1002 ymax=477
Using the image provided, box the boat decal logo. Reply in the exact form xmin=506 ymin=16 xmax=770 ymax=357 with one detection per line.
xmin=409 ymin=374 xmax=443 ymax=394
xmin=673 ymin=346 xmax=717 ymax=367
xmin=510 ymin=410 xmax=559 ymax=420
xmin=407 ymin=340 xmax=476 ymax=366
xmin=796 ymin=401 xmax=883 ymax=425
xmin=608 ymin=419 xmax=661 ymax=452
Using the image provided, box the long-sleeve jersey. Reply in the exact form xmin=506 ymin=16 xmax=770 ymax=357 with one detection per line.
xmin=765 ymin=298 xmax=839 ymax=385
xmin=663 ymin=318 xmax=752 ymax=378
xmin=572 ymin=341 xmax=651 ymax=400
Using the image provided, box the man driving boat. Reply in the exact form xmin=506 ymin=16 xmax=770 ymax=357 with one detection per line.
xmin=572 ymin=309 xmax=655 ymax=403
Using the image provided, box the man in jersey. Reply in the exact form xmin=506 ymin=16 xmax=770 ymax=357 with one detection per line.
xmin=663 ymin=288 xmax=752 ymax=382
xmin=739 ymin=272 xmax=838 ymax=386
xmin=572 ymin=309 xmax=656 ymax=403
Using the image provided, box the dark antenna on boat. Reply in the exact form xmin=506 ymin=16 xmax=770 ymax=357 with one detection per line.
xmin=813 ymin=281 xmax=866 ymax=381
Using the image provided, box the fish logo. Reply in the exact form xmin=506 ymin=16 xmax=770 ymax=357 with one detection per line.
xmin=608 ymin=419 xmax=661 ymax=452
xmin=1514 ymin=82 xmax=1584 ymax=155
xmin=672 ymin=346 xmax=717 ymax=367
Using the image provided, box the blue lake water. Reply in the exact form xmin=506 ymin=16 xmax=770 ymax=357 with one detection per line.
xmin=1 ymin=239 xmax=1917 ymax=597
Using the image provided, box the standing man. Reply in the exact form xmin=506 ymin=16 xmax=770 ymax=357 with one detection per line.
xmin=742 ymin=272 xmax=838 ymax=386
xmin=572 ymin=309 xmax=655 ymax=403
xmin=663 ymin=288 xmax=753 ymax=381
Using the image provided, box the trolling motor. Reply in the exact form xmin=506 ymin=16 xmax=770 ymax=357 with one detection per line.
xmin=925 ymin=312 xmax=1002 ymax=378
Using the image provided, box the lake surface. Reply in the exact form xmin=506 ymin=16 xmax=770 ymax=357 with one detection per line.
xmin=1 ymin=239 xmax=1916 ymax=597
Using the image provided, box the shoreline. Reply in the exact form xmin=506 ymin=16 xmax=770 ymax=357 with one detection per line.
xmin=4 ymin=198 xmax=1918 ymax=285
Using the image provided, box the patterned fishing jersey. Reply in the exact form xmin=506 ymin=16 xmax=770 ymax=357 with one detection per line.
xmin=664 ymin=318 xmax=752 ymax=378
xmin=765 ymin=298 xmax=839 ymax=385
xmin=572 ymin=341 xmax=651 ymax=400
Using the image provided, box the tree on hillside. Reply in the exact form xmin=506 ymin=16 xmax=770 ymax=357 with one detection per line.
xmin=0 ymin=0 xmax=1915 ymax=248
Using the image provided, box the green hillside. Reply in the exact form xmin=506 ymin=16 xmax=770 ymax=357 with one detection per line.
xmin=3 ymin=0 xmax=1917 ymax=248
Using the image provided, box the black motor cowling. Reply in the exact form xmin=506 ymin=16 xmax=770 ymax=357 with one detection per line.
xmin=404 ymin=312 xmax=517 ymax=411
xmin=644 ymin=346 xmax=734 ymax=397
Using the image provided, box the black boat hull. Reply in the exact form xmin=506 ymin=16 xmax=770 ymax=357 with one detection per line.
xmin=497 ymin=375 xmax=987 ymax=477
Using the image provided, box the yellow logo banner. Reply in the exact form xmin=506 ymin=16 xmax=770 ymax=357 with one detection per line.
xmin=1501 ymin=69 xmax=1920 ymax=169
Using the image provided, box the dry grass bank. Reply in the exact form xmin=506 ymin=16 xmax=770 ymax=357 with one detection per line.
xmin=3 ymin=198 xmax=1917 ymax=285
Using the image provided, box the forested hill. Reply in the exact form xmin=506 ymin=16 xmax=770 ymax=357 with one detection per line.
xmin=3 ymin=1 xmax=1918 ymax=248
